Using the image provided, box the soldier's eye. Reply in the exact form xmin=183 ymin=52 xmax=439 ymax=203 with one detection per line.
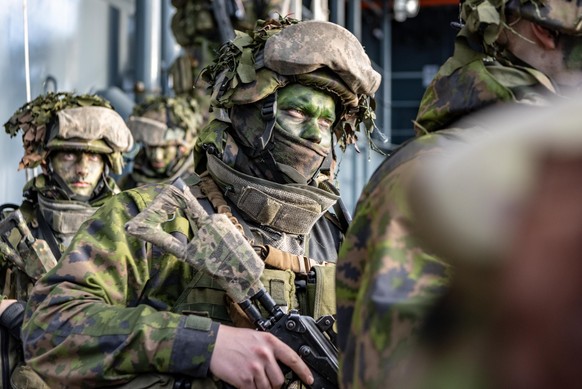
xmin=286 ymin=108 xmax=305 ymax=119
xmin=318 ymin=118 xmax=333 ymax=130
xmin=87 ymin=153 xmax=101 ymax=162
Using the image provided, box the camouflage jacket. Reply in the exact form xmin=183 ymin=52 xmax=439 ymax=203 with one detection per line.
xmin=336 ymin=31 xmax=560 ymax=389
xmin=1 ymin=174 xmax=119 ymax=299
xmin=21 ymin=176 xmax=343 ymax=388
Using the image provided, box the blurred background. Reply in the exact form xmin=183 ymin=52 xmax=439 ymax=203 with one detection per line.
xmin=0 ymin=0 xmax=459 ymax=211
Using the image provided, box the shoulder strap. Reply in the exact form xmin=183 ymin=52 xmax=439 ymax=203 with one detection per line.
xmin=198 ymin=172 xmax=253 ymax=238
xmin=320 ymin=180 xmax=351 ymax=233
xmin=35 ymin=208 xmax=62 ymax=260
xmin=0 ymin=204 xmax=19 ymax=222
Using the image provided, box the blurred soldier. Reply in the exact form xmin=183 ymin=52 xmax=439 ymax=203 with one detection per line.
xmin=394 ymin=99 xmax=582 ymax=389
xmin=169 ymin=0 xmax=286 ymax=116
xmin=336 ymin=0 xmax=582 ymax=387
xmin=0 ymin=92 xmax=133 ymax=388
xmin=22 ymin=18 xmax=380 ymax=388
xmin=119 ymin=96 xmax=203 ymax=190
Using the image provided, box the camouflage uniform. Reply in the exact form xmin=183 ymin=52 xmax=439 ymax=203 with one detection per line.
xmin=22 ymin=19 xmax=380 ymax=388
xmin=336 ymin=0 xmax=582 ymax=387
xmin=0 ymin=92 xmax=133 ymax=388
xmin=118 ymin=96 xmax=203 ymax=190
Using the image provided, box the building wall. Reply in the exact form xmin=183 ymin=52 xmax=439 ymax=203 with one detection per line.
xmin=0 ymin=0 xmax=131 ymax=204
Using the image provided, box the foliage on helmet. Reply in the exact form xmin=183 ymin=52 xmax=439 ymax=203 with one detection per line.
xmin=461 ymin=0 xmax=508 ymax=46
xmin=4 ymin=92 xmax=113 ymax=170
xmin=200 ymin=16 xmax=299 ymax=106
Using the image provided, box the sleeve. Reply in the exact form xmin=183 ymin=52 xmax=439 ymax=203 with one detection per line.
xmin=21 ymin=191 xmax=219 ymax=388
xmin=336 ymin=147 xmax=451 ymax=389
xmin=0 ymin=299 xmax=25 ymax=339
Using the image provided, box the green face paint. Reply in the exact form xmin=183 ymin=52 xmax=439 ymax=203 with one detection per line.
xmin=50 ymin=151 xmax=105 ymax=198
xmin=276 ymin=84 xmax=335 ymax=149
xmin=144 ymin=145 xmax=179 ymax=173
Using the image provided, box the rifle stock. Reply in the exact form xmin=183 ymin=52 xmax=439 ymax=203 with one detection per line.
xmin=0 ymin=209 xmax=57 ymax=281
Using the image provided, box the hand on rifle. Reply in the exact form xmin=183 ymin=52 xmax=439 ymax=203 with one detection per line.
xmin=210 ymin=325 xmax=314 ymax=389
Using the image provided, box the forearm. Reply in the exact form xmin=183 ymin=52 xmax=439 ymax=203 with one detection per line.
xmin=0 ymin=298 xmax=24 ymax=339
xmin=22 ymin=190 xmax=218 ymax=387
xmin=23 ymin=279 xmax=218 ymax=387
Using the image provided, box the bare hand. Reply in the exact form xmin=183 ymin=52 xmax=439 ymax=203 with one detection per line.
xmin=0 ymin=299 xmax=17 ymax=317
xmin=210 ymin=325 xmax=314 ymax=389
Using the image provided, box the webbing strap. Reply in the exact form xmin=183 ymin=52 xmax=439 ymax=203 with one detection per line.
xmin=35 ymin=208 xmax=61 ymax=260
xmin=262 ymin=244 xmax=329 ymax=274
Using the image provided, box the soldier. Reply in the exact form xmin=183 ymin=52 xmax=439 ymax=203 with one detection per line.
xmin=21 ymin=18 xmax=380 ymax=388
xmin=118 ymin=96 xmax=203 ymax=190
xmin=336 ymin=0 xmax=582 ymax=387
xmin=169 ymin=0 xmax=286 ymax=116
xmin=0 ymin=92 xmax=133 ymax=388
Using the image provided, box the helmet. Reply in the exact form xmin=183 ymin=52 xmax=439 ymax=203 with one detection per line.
xmin=507 ymin=0 xmax=582 ymax=36
xmin=199 ymin=17 xmax=381 ymax=152
xmin=4 ymin=92 xmax=133 ymax=175
xmin=127 ymin=96 xmax=202 ymax=150
xmin=462 ymin=0 xmax=582 ymax=48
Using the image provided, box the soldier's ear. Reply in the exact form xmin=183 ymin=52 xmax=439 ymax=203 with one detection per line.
xmin=530 ymin=23 xmax=558 ymax=50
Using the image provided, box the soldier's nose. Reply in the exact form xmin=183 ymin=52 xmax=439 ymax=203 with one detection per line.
xmin=302 ymin=122 xmax=323 ymax=144
xmin=153 ymin=147 xmax=164 ymax=161
xmin=76 ymin=159 xmax=90 ymax=178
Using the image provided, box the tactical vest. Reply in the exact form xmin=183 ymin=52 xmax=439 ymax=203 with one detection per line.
xmin=170 ymin=174 xmax=342 ymax=326
xmin=119 ymin=174 xmax=343 ymax=389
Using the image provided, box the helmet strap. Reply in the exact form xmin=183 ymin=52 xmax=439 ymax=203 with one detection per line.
xmin=251 ymin=92 xmax=277 ymax=156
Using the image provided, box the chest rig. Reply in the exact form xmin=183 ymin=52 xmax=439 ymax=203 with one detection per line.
xmin=171 ymin=169 xmax=341 ymax=326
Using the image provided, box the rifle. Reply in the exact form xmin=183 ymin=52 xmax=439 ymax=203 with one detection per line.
xmin=0 ymin=209 xmax=57 ymax=282
xmin=125 ymin=178 xmax=338 ymax=388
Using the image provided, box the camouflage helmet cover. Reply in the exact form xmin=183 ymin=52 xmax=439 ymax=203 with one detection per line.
xmin=200 ymin=17 xmax=382 ymax=150
xmin=4 ymin=92 xmax=133 ymax=174
xmin=462 ymin=0 xmax=582 ymax=48
xmin=127 ymin=96 xmax=202 ymax=150
xmin=509 ymin=0 xmax=582 ymax=35
xmin=47 ymin=106 xmax=133 ymax=174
